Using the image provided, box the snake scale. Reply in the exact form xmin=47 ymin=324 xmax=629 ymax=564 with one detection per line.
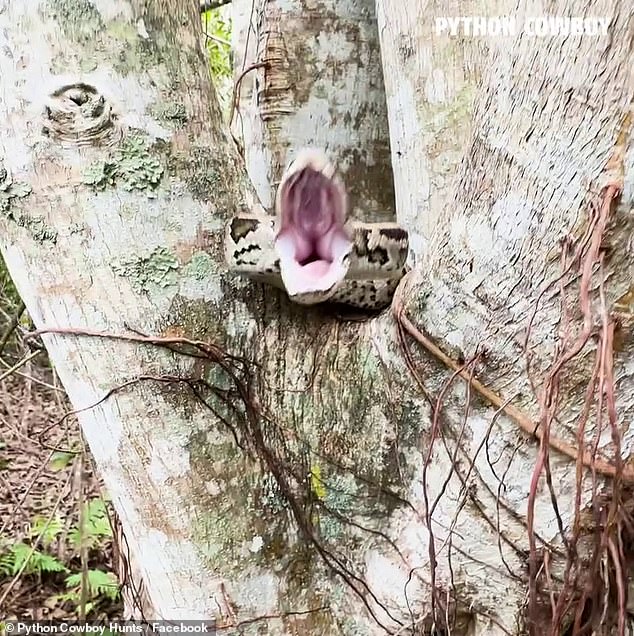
xmin=224 ymin=149 xmax=409 ymax=310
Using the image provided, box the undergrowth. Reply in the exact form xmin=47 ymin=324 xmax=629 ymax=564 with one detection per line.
xmin=0 ymin=498 xmax=119 ymax=617
xmin=0 ymin=251 xmax=121 ymax=619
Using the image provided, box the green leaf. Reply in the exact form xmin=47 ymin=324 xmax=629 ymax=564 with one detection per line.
xmin=69 ymin=498 xmax=112 ymax=550
xmin=29 ymin=515 xmax=64 ymax=547
xmin=49 ymin=451 xmax=76 ymax=471
xmin=75 ymin=601 xmax=95 ymax=616
xmin=0 ymin=551 xmax=14 ymax=575
xmin=310 ymin=464 xmax=327 ymax=501
xmin=4 ymin=542 xmax=68 ymax=575
xmin=202 ymin=9 xmax=232 ymax=80
xmin=66 ymin=569 xmax=120 ymax=602
xmin=9 ymin=543 xmax=40 ymax=574
xmin=35 ymin=552 xmax=69 ymax=574
xmin=88 ymin=569 xmax=120 ymax=601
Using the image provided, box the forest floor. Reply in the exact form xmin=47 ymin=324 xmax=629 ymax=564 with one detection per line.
xmin=0 ymin=287 xmax=122 ymax=620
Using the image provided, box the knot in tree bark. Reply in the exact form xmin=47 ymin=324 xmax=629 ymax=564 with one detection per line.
xmin=42 ymin=82 xmax=121 ymax=146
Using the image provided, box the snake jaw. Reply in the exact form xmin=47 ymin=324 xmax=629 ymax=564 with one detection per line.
xmin=274 ymin=149 xmax=352 ymax=302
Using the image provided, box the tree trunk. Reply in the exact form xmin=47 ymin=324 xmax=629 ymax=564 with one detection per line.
xmin=230 ymin=0 xmax=395 ymax=222
xmin=0 ymin=0 xmax=253 ymax=621
xmin=0 ymin=0 xmax=632 ymax=634
xmin=376 ymin=1 xmax=634 ymax=634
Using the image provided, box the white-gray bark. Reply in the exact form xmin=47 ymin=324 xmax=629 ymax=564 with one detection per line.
xmin=0 ymin=0 xmax=252 ymax=621
xmin=376 ymin=1 xmax=634 ymax=634
xmin=0 ymin=0 xmax=632 ymax=634
xmin=231 ymin=0 xmax=395 ymax=222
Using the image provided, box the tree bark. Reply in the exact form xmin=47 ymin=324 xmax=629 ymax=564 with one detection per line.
xmin=230 ymin=0 xmax=395 ymax=222
xmin=376 ymin=1 xmax=634 ymax=634
xmin=201 ymin=1 xmax=231 ymax=11
xmin=0 ymin=0 xmax=253 ymax=621
xmin=0 ymin=0 xmax=633 ymax=634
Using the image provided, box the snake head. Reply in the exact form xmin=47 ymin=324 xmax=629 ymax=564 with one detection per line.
xmin=274 ymin=149 xmax=352 ymax=302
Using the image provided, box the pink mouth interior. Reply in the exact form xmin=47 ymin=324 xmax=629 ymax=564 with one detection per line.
xmin=275 ymin=166 xmax=350 ymax=292
xmin=299 ymin=259 xmax=332 ymax=278
xmin=291 ymin=227 xmax=340 ymax=275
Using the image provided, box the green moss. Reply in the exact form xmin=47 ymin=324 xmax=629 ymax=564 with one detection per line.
xmin=183 ymin=388 xmax=315 ymax=576
xmin=187 ymin=433 xmax=272 ymax=571
xmin=317 ymin=472 xmax=365 ymax=541
xmin=322 ymin=473 xmax=358 ymax=515
xmin=0 ymin=179 xmax=31 ymax=208
xmin=112 ymin=246 xmax=178 ymax=293
xmin=259 ymin=471 xmax=289 ymax=514
xmin=154 ymin=304 xmax=405 ymax=623
xmin=311 ymin=343 xmax=383 ymax=470
xmin=26 ymin=218 xmax=58 ymax=243
xmin=116 ymin=136 xmax=164 ymax=191
xmin=182 ymin=251 xmax=215 ymax=282
xmin=339 ymin=615 xmax=370 ymax=636
xmin=83 ymin=132 xmax=165 ymax=194
xmin=50 ymin=51 xmax=98 ymax=74
xmin=0 ymin=171 xmax=57 ymax=244
xmin=46 ymin=0 xmax=104 ymax=44
xmin=82 ymin=161 xmax=112 ymax=191
xmin=107 ymin=20 xmax=139 ymax=45
xmin=2 ymin=210 xmax=58 ymax=244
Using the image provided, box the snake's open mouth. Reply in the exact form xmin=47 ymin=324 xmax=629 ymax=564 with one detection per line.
xmin=275 ymin=227 xmax=351 ymax=292
xmin=274 ymin=150 xmax=352 ymax=299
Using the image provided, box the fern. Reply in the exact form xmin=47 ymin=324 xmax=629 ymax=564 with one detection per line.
xmin=0 ymin=544 xmax=13 ymax=575
xmin=1 ymin=500 xmax=118 ymax=617
xmin=69 ymin=498 xmax=112 ymax=550
xmin=29 ymin=515 xmax=64 ymax=547
xmin=51 ymin=569 xmax=119 ymax=617
xmin=0 ymin=542 xmax=68 ymax=576
xmin=65 ymin=569 xmax=120 ymax=602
